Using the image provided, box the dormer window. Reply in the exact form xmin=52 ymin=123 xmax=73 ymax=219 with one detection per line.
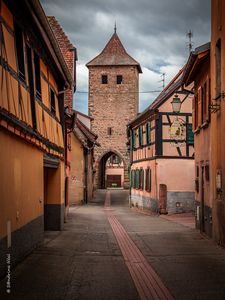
xmin=117 ymin=75 xmax=123 ymax=84
xmin=102 ymin=75 xmax=108 ymax=84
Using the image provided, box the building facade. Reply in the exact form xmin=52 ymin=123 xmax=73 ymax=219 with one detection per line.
xmin=86 ymin=29 xmax=142 ymax=189
xmin=47 ymin=16 xmax=77 ymax=217
xmin=183 ymin=43 xmax=211 ymax=236
xmin=210 ymin=0 xmax=225 ymax=245
xmin=69 ymin=111 xmax=99 ymax=204
xmin=0 ymin=0 xmax=72 ymax=277
xmin=128 ymin=69 xmax=195 ymax=214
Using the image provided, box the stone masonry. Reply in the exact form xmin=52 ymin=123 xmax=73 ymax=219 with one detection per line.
xmin=86 ymin=31 xmax=142 ymax=188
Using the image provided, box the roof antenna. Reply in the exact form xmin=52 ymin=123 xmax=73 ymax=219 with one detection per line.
xmin=158 ymin=73 xmax=166 ymax=90
xmin=114 ymin=21 xmax=117 ymax=33
xmin=186 ymin=30 xmax=193 ymax=53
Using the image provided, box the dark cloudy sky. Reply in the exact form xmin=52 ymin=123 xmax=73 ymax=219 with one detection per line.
xmin=40 ymin=0 xmax=210 ymax=114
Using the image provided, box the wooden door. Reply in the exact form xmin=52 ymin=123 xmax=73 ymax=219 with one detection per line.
xmin=106 ymin=175 xmax=121 ymax=188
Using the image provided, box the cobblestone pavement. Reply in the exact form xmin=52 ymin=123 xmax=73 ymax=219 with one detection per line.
xmin=1 ymin=189 xmax=225 ymax=300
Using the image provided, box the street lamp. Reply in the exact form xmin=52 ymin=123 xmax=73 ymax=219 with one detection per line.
xmin=171 ymin=94 xmax=182 ymax=113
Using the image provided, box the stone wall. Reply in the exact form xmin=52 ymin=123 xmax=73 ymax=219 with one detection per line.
xmin=88 ymin=65 xmax=139 ymax=188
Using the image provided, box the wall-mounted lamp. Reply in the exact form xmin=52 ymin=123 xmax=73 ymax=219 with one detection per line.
xmin=171 ymin=94 xmax=182 ymax=113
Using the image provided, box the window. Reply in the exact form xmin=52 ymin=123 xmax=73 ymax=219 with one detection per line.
xmin=34 ymin=52 xmax=41 ymax=100
xmin=205 ymin=162 xmax=210 ymax=182
xmin=102 ymin=75 xmax=108 ymax=84
xmin=132 ymin=130 xmax=136 ymax=149
xmin=194 ymin=94 xmax=198 ymax=129
xmin=136 ymin=169 xmax=140 ymax=189
xmin=107 ymin=127 xmax=112 ymax=135
xmin=133 ymin=170 xmax=136 ymax=188
xmin=146 ymin=121 xmax=151 ymax=144
xmin=145 ymin=168 xmax=151 ymax=192
xmin=14 ymin=23 xmax=25 ymax=81
xmin=202 ymin=82 xmax=207 ymax=123
xmin=138 ymin=126 xmax=143 ymax=147
xmin=50 ymin=88 xmax=56 ymax=115
xmin=195 ymin=165 xmax=199 ymax=193
xmin=216 ymin=39 xmax=221 ymax=97
xmin=140 ymin=169 xmax=144 ymax=190
xmin=117 ymin=75 xmax=123 ymax=84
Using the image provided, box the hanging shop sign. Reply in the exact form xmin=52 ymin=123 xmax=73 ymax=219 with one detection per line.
xmin=169 ymin=118 xmax=186 ymax=147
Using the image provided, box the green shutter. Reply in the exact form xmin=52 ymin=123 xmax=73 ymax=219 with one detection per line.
xmin=149 ymin=169 xmax=152 ymax=191
xmin=134 ymin=170 xmax=136 ymax=188
xmin=130 ymin=169 xmax=132 ymax=188
xmin=137 ymin=169 xmax=139 ymax=189
xmin=132 ymin=130 xmax=136 ymax=149
xmin=146 ymin=121 xmax=151 ymax=144
xmin=187 ymin=124 xmax=194 ymax=145
xmin=138 ymin=127 xmax=143 ymax=147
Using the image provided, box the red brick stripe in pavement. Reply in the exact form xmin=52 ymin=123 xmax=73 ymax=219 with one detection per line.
xmin=104 ymin=191 xmax=174 ymax=300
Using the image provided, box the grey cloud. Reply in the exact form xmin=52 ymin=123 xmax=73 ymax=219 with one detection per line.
xmin=41 ymin=0 xmax=210 ymax=113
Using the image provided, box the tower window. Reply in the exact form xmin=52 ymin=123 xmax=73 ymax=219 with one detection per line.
xmin=117 ymin=75 xmax=123 ymax=84
xmin=102 ymin=75 xmax=108 ymax=84
xmin=107 ymin=127 xmax=112 ymax=135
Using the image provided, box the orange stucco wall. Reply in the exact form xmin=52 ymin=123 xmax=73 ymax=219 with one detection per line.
xmin=69 ymin=135 xmax=84 ymax=204
xmin=0 ymin=130 xmax=43 ymax=238
xmin=210 ymin=0 xmax=225 ymax=243
xmin=44 ymin=160 xmax=65 ymax=206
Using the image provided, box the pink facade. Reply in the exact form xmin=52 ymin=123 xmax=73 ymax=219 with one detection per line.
xmin=128 ymin=69 xmax=195 ymax=214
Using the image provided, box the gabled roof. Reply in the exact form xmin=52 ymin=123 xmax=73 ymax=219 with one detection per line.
xmin=183 ymin=42 xmax=210 ymax=85
xmin=128 ymin=67 xmax=185 ymax=127
xmin=86 ymin=32 xmax=142 ymax=73
xmin=73 ymin=110 xmax=94 ymax=121
xmin=73 ymin=118 xmax=100 ymax=148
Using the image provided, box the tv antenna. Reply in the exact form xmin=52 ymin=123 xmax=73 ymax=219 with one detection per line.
xmin=187 ymin=30 xmax=193 ymax=53
xmin=159 ymin=73 xmax=166 ymax=90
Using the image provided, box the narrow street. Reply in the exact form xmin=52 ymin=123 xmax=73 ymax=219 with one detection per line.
xmin=1 ymin=190 xmax=225 ymax=300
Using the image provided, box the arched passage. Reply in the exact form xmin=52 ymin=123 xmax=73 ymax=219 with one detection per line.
xmin=98 ymin=151 xmax=125 ymax=189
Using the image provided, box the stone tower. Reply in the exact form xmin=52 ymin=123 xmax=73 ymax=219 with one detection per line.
xmin=86 ymin=29 xmax=142 ymax=189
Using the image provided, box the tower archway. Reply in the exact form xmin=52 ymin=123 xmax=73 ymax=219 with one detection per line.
xmin=98 ymin=150 xmax=125 ymax=189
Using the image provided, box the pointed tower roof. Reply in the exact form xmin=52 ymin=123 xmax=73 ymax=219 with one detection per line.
xmin=86 ymin=32 xmax=142 ymax=73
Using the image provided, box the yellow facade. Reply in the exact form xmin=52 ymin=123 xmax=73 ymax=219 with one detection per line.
xmin=0 ymin=130 xmax=43 ymax=238
xmin=0 ymin=0 xmax=71 ymax=277
xmin=69 ymin=135 xmax=84 ymax=204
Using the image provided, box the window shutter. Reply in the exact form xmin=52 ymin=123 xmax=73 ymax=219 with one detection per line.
xmin=192 ymin=97 xmax=196 ymax=130
xmin=206 ymin=76 xmax=210 ymax=122
xmin=146 ymin=121 xmax=151 ymax=144
xmin=187 ymin=124 xmax=194 ymax=145
xmin=140 ymin=169 xmax=144 ymax=190
xmin=134 ymin=170 xmax=136 ymax=188
xmin=145 ymin=168 xmax=150 ymax=192
xmin=137 ymin=169 xmax=140 ymax=189
xmin=138 ymin=127 xmax=143 ymax=147
xmin=198 ymin=87 xmax=202 ymax=126
xmin=130 ymin=169 xmax=132 ymax=188
xmin=132 ymin=130 xmax=136 ymax=149
xmin=149 ymin=169 xmax=152 ymax=191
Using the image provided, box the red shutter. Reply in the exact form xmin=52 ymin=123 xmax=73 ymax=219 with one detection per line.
xmin=198 ymin=87 xmax=202 ymax=126
xmin=192 ymin=97 xmax=196 ymax=130
xmin=206 ymin=76 xmax=210 ymax=122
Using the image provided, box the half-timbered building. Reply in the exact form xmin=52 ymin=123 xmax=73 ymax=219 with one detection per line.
xmin=127 ymin=68 xmax=195 ymax=214
xmin=0 ymin=0 xmax=73 ymax=277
